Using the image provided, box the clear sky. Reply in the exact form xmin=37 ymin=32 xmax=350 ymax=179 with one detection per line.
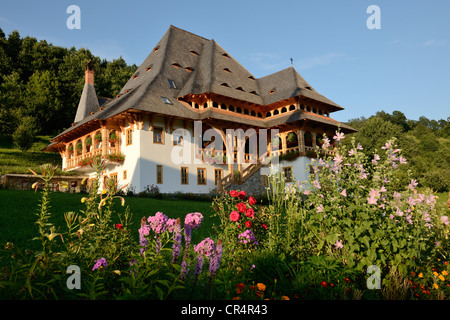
xmin=1 ymin=0 xmax=449 ymax=122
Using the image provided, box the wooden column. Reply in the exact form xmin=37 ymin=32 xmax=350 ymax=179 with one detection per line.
xmin=101 ymin=126 xmax=108 ymax=157
xmin=312 ymin=132 xmax=317 ymax=149
xmin=298 ymin=129 xmax=305 ymax=153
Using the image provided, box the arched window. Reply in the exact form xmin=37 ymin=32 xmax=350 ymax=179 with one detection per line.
xmin=304 ymin=131 xmax=313 ymax=147
xmin=220 ymin=104 xmax=227 ymax=110
xmin=281 ymin=107 xmax=287 ymax=113
xmin=213 ymin=102 xmax=219 ymax=108
xmin=286 ymin=132 xmax=298 ymax=148
xmin=266 ymin=111 xmax=271 ymax=117
xmin=273 ymin=109 xmax=279 ymax=115
xmin=289 ymin=105 xmax=295 ymax=111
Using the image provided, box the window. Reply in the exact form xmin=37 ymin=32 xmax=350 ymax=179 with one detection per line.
xmin=173 ymin=131 xmax=183 ymax=145
xmin=168 ymin=79 xmax=177 ymax=89
xmin=223 ymin=68 xmax=231 ymax=73
xmin=153 ymin=127 xmax=164 ymax=144
xmin=181 ymin=167 xmax=189 ymax=184
xmin=190 ymin=50 xmax=199 ymax=56
xmin=197 ymin=168 xmax=206 ymax=185
xmin=268 ymin=89 xmax=275 ymax=94
xmin=214 ymin=169 xmax=223 ymax=186
xmin=110 ymin=173 xmax=118 ymax=186
xmin=123 ymin=170 xmax=127 ymax=180
xmin=126 ymin=128 xmax=133 ymax=146
xmin=172 ymin=63 xmax=182 ymax=68
xmin=283 ymin=167 xmax=293 ymax=182
xmin=156 ymin=165 xmax=163 ymax=184
xmin=161 ymin=97 xmax=173 ymax=104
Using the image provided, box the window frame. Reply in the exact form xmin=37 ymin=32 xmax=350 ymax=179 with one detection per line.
xmin=126 ymin=128 xmax=133 ymax=146
xmin=283 ymin=166 xmax=293 ymax=182
xmin=214 ymin=169 xmax=223 ymax=186
xmin=153 ymin=127 xmax=164 ymax=144
xmin=156 ymin=165 xmax=163 ymax=184
xmin=181 ymin=167 xmax=189 ymax=185
xmin=197 ymin=168 xmax=207 ymax=185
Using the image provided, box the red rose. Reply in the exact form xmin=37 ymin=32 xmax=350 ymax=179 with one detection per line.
xmin=245 ymin=221 xmax=252 ymax=228
xmin=230 ymin=190 xmax=238 ymax=197
xmin=238 ymin=190 xmax=247 ymax=199
xmin=320 ymin=281 xmax=328 ymax=288
xmin=230 ymin=211 xmax=240 ymax=222
xmin=115 ymin=223 xmax=123 ymax=230
xmin=248 ymin=196 xmax=257 ymax=205
xmin=237 ymin=202 xmax=247 ymax=213
xmin=245 ymin=207 xmax=255 ymax=218
xmin=261 ymin=223 xmax=268 ymax=230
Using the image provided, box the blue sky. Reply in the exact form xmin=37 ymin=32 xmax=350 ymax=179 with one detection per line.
xmin=1 ymin=0 xmax=449 ymax=122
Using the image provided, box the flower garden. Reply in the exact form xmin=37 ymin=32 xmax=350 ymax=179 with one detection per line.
xmin=0 ymin=131 xmax=449 ymax=301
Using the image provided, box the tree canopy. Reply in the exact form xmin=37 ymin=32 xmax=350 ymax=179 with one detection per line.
xmin=0 ymin=28 xmax=137 ymax=136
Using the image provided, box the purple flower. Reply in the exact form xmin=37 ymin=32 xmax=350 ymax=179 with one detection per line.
xmin=92 ymin=257 xmax=107 ymax=271
xmin=148 ymin=211 xmax=169 ymax=234
xmin=209 ymin=239 xmax=223 ymax=276
xmin=238 ymin=230 xmax=258 ymax=246
xmin=194 ymin=238 xmax=216 ymax=257
xmin=185 ymin=212 xmax=204 ymax=230
xmin=194 ymin=254 xmax=204 ymax=277
xmin=172 ymin=218 xmax=182 ymax=263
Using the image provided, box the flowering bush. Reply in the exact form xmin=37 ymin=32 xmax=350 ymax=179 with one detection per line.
xmin=212 ymin=189 xmax=268 ymax=260
xmin=292 ymin=131 xmax=449 ymax=278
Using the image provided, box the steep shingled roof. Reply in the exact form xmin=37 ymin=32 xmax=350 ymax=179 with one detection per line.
xmin=49 ymin=25 xmax=352 ymax=143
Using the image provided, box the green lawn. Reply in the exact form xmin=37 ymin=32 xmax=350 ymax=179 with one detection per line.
xmin=0 ymin=189 xmax=218 ymax=252
xmin=0 ymin=135 xmax=72 ymax=176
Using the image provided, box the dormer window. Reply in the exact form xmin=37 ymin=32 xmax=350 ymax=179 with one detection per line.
xmin=268 ymin=89 xmax=275 ymax=94
xmin=190 ymin=50 xmax=199 ymax=56
xmin=250 ymin=90 xmax=258 ymax=95
xmin=168 ymin=79 xmax=177 ymax=89
xmin=248 ymin=76 xmax=256 ymax=80
xmin=222 ymin=53 xmax=230 ymax=58
xmin=161 ymin=97 xmax=173 ymax=104
xmin=172 ymin=63 xmax=182 ymax=68
xmin=223 ymin=68 xmax=231 ymax=73
xmin=132 ymin=74 xmax=138 ymax=79
xmin=220 ymin=83 xmax=230 ymax=87
xmin=153 ymin=46 xmax=160 ymax=52
xmin=236 ymin=87 xmax=245 ymax=92
xmin=185 ymin=67 xmax=193 ymax=72
xmin=146 ymin=66 xmax=152 ymax=72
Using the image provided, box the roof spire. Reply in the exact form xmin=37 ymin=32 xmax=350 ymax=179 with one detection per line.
xmin=85 ymin=60 xmax=94 ymax=85
xmin=290 ymin=57 xmax=293 ymax=66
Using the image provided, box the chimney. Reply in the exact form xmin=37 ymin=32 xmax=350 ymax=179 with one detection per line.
xmin=85 ymin=60 xmax=94 ymax=85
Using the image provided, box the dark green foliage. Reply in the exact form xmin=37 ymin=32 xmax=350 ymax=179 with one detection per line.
xmin=0 ymin=28 xmax=137 ymax=136
xmin=346 ymin=111 xmax=450 ymax=192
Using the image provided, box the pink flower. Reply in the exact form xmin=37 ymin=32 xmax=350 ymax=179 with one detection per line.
xmin=441 ymin=216 xmax=449 ymax=226
xmin=248 ymin=196 xmax=257 ymax=205
xmin=317 ymin=204 xmax=324 ymax=213
xmin=334 ymin=240 xmax=343 ymax=249
xmin=230 ymin=211 xmax=240 ymax=222
xmin=408 ymin=179 xmax=418 ymax=190
xmin=340 ymin=189 xmax=347 ymax=197
xmin=367 ymin=196 xmax=377 ymax=205
xmin=333 ymin=131 xmax=345 ymax=142
xmin=313 ymin=180 xmax=321 ymax=189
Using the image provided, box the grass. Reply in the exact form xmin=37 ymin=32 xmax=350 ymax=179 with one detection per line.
xmin=0 ymin=134 xmax=72 ymax=176
xmin=0 ymin=189 xmax=218 ymax=252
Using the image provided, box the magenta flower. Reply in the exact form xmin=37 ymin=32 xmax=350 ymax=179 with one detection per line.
xmin=148 ymin=211 xmax=169 ymax=234
xmin=172 ymin=218 xmax=182 ymax=264
xmin=194 ymin=238 xmax=216 ymax=257
xmin=238 ymin=229 xmax=258 ymax=245
xmin=185 ymin=212 xmax=204 ymax=230
xmin=92 ymin=257 xmax=107 ymax=271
